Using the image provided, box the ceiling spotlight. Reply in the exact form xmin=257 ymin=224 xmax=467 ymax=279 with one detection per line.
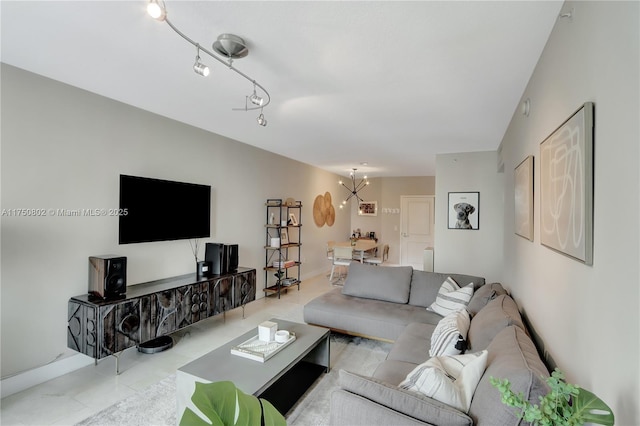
xmin=193 ymin=45 xmax=210 ymax=77
xmin=249 ymin=84 xmax=264 ymax=107
xmin=257 ymin=109 xmax=267 ymax=127
xmin=147 ymin=0 xmax=166 ymax=21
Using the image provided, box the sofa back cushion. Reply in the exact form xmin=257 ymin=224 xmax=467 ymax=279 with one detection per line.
xmin=342 ymin=262 xmax=413 ymax=303
xmin=468 ymin=326 xmax=550 ymax=426
xmin=409 ymin=271 xmax=485 ymax=308
xmin=466 ymin=282 xmax=508 ymax=316
xmin=467 ymin=295 xmax=525 ymax=351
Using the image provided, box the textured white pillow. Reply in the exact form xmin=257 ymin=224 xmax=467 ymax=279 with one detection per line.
xmin=428 ymin=277 xmax=475 ymax=316
xmin=429 ymin=309 xmax=471 ymax=357
xmin=399 ymin=350 xmax=488 ymax=413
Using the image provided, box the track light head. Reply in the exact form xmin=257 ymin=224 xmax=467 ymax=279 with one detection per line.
xmin=193 ymin=61 xmax=210 ymax=76
xmin=257 ymin=113 xmax=267 ymax=127
xmin=147 ymin=0 xmax=166 ymax=21
xmin=193 ymin=45 xmax=209 ymax=77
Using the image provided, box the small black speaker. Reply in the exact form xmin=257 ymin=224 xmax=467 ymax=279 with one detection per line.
xmin=205 ymin=243 xmax=225 ymax=275
xmin=89 ymin=255 xmax=127 ymax=299
xmin=226 ymin=244 xmax=239 ymax=272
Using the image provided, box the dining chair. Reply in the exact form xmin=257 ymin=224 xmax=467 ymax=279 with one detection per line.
xmin=330 ymin=246 xmax=353 ymax=283
xmin=363 ymin=244 xmax=389 ymax=266
xmin=326 ymin=241 xmax=335 ymax=261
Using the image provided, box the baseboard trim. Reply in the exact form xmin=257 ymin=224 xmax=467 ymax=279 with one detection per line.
xmin=1 ymin=353 xmax=94 ymax=398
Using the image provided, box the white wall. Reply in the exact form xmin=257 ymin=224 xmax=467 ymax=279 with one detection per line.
xmin=434 ymin=151 xmax=504 ymax=283
xmin=500 ymin=1 xmax=639 ymax=423
xmin=0 ymin=64 xmax=349 ymax=379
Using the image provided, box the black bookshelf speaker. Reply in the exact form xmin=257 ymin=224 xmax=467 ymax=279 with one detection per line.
xmin=88 ymin=255 xmax=127 ymax=299
xmin=205 ymin=243 xmax=225 ymax=275
xmin=225 ymin=244 xmax=239 ymax=272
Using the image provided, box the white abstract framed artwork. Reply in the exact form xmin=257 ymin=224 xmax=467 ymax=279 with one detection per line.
xmin=514 ymin=155 xmax=534 ymax=241
xmin=539 ymin=102 xmax=594 ymax=265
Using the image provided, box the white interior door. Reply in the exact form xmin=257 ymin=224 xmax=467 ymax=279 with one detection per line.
xmin=400 ymin=196 xmax=435 ymax=270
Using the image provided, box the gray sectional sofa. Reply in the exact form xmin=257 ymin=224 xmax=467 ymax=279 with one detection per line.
xmin=303 ymin=262 xmax=550 ymax=425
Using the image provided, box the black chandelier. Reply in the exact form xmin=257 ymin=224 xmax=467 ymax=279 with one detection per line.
xmin=338 ymin=169 xmax=369 ymax=209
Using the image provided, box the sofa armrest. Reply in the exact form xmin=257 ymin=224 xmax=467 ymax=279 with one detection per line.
xmin=335 ymin=370 xmax=473 ymax=426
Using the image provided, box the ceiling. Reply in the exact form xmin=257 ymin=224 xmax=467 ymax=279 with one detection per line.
xmin=1 ymin=1 xmax=563 ymax=177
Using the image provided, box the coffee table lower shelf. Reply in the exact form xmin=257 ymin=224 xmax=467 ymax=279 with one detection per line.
xmin=176 ymin=319 xmax=330 ymax=418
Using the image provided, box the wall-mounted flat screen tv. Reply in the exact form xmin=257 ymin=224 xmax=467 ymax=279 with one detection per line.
xmin=119 ymin=174 xmax=211 ymax=244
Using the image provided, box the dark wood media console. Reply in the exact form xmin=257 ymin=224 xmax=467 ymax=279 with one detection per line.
xmin=68 ymin=267 xmax=256 ymax=369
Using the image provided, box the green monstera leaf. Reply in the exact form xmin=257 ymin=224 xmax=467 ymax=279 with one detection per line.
xmin=179 ymin=381 xmax=286 ymax=426
xmin=572 ymin=388 xmax=615 ymax=426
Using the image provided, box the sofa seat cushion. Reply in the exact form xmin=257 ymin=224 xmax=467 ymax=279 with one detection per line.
xmin=303 ymin=288 xmax=443 ymax=341
xmin=342 ymin=262 xmax=414 ymax=303
xmin=372 ymin=359 xmax=420 ymax=385
xmin=469 ymin=326 xmax=550 ymax=426
xmin=339 ymin=370 xmax=473 ymax=426
xmin=409 ymin=271 xmax=485 ymax=308
xmin=467 ymin=294 xmax=526 ymax=351
xmin=386 ymin=322 xmax=435 ymax=365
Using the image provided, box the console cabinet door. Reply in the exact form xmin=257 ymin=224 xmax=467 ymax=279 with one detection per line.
xmin=68 ymin=301 xmax=98 ymax=358
xmin=235 ymin=270 xmax=256 ymax=308
xmin=140 ymin=290 xmax=177 ymax=343
xmin=210 ymin=277 xmax=233 ymax=315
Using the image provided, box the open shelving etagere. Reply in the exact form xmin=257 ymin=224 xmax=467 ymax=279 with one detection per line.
xmin=264 ymin=198 xmax=302 ymax=298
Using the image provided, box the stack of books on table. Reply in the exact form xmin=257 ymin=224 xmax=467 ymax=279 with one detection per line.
xmin=273 ymin=259 xmax=296 ymax=268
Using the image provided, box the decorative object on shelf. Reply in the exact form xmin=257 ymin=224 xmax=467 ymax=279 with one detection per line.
xmin=540 ymin=102 xmax=594 ymax=265
xmin=146 ymin=0 xmax=270 ymax=126
xmin=179 ymin=381 xmax=286 ymax=425
xmin=515 ymin=155 xmax=534 ymax=241
xmin=358 ymin=201 xmax=377 ymax=216
xmin=258 ymin=320 xmax=278 ymax=342
xmin=280 ymin=228 xmax=289 ymax=245
xmin=339 ymin=168 xmax=370 ymax=209
xmin=289 ymin=212 xmax=298 ymax=226
xmin=448 ymin=192 xmax=479 ymax=230
xmin=490 ymin=368 xmax=614 ymax=426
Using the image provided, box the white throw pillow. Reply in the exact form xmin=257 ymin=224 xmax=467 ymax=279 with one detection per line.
xmin=429 ymin=309 xmax=471 ymax=357
xmin=399 ymin=350 xmax=488 ymax=413
xmin=428 ymin=277 xmax=475 ymax=316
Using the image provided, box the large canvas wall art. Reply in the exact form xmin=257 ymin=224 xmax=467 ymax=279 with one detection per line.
xmin=539 ymin=102 xmax=594 ymax=265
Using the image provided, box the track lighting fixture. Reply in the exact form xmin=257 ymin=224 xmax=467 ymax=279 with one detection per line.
xmin=257 ymin=108 xmax=267 ymax=127
xmin=147 ymin=0 xmax=270 ymax=126
xmin=193 ymin=44 xmax=210 ymax=77
xmin=338 ymin=168 xmax=370 ymax=209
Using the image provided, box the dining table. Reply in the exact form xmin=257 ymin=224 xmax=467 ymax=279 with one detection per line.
xmin=333 ymin=239 xmax=379 ymax=262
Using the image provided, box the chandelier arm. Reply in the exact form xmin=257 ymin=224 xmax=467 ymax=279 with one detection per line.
xmin=163 ymin=16 xmax=270 ymax=110
xmin=354 ymin=180 xmax=368 ymax=192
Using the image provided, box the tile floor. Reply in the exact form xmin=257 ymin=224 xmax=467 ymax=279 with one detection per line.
xmin=1 ymin=274 xmax=335 ymax=426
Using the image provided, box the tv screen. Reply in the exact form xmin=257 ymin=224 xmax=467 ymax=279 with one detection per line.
xmin=119 ymin=175 xmax=211 ymax=244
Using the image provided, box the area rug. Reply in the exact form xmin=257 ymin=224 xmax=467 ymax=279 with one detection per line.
xmin=75 ymin=334 xmax=391 ymax=426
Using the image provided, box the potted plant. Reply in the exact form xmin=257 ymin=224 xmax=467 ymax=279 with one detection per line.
xmin=490 ymin=368 xmax=614 ymax=426
xmin=180 ymin=381 xmax=286 ymax=426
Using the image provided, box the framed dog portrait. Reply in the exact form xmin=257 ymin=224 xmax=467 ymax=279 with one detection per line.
xmin=448 ymin=192 xmax=479 ymax=230
xmin=540 ymin=102 xmax=594 ymax=265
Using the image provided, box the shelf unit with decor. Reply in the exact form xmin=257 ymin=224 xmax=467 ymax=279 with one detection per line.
xmin=264 ymin=198 xmax=302 ymax=298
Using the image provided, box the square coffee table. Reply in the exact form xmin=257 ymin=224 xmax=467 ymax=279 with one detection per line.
xmin=176 ymin=318 xmax=330 ymax=417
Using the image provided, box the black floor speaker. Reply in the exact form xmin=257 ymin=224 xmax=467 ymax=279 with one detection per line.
xmin=89 ymin=255 xmax=127 ymax=299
